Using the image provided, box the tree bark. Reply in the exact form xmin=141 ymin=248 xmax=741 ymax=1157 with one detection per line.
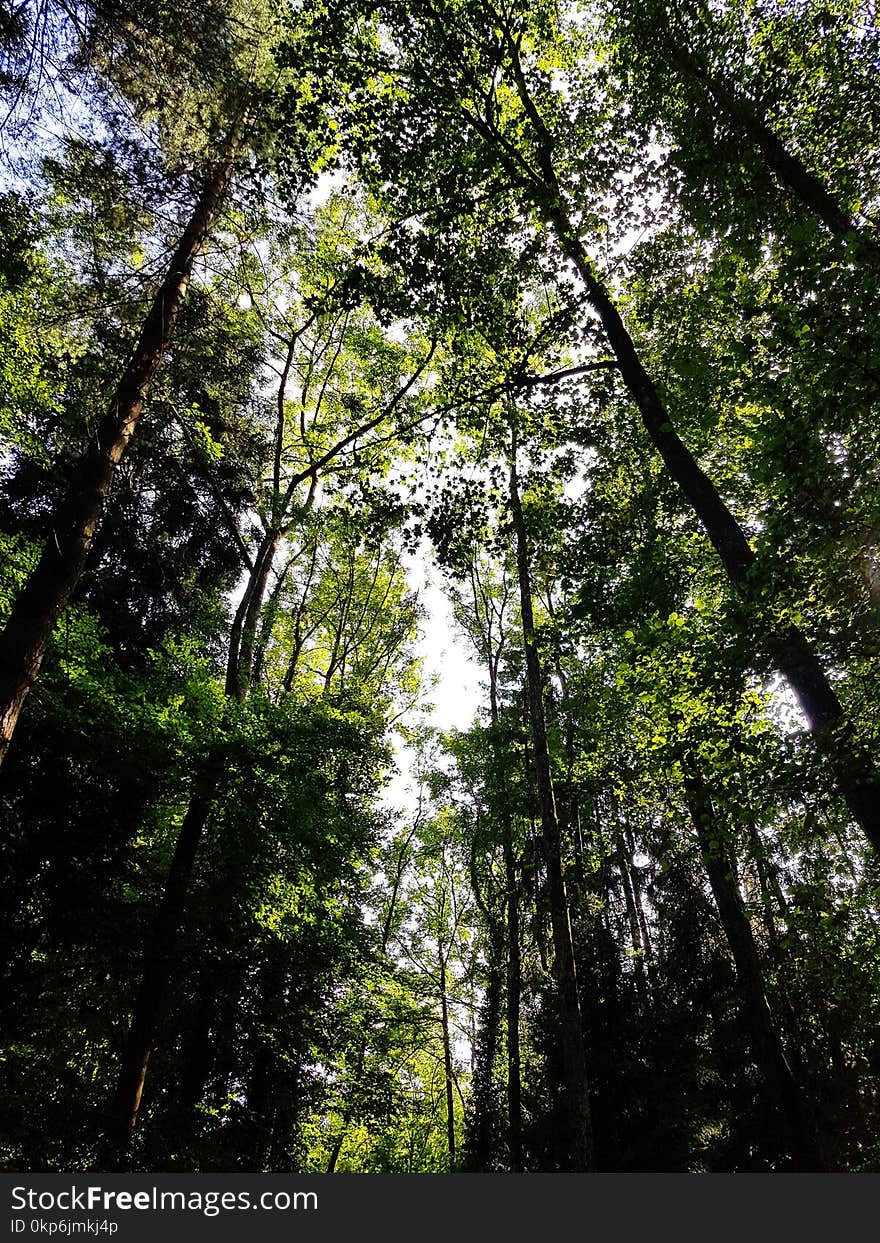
xmin=106 ymin=779 xmax=215 ymax=1151
xmin=623 ymin=822 xmax=654 ymax=976
xmin=466 ymin=911 xmax=504 ymax=1171
xmin=508 ymin=438 xmax=593 ymax=1171
xmin=500 ymin=768 xmax=523 ymax=1172
xmin=615 ymin=830 xmax=649 ymax=1007
xmin=684 ymin=770 xmax=827 ymax=1171
xmin=484 ymin=631 xmax=524 ymax=1171
xmin=438 ymin=937 xmax=457 ymax=1168
xmin=0 ymin=155 xmax=238 ymax=767
xmin=497 ymin=32 xmax=880 ymax=857
xmin=225 ymin=528 xmax=281 ymax=699
xmin=176 ymin=969 xmax=218 ymax=1115
xmin=667 ymin=37 xmax=878 ymax=259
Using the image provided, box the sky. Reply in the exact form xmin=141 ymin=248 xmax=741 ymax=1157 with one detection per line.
xmin=411 ymin=560 xmax=483 ymax=733
xmin=380 ymin=549 xmax=484 ymax=816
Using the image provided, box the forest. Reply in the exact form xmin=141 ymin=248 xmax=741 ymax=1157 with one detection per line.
xmin=1 ymin=0 xmax=879 ymax=1175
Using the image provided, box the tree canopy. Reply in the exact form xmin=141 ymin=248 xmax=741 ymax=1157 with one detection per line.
xmin=1 ymin=0 xmax=879 ymax=1173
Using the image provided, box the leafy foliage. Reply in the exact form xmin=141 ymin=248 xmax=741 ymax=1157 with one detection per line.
xmin=2 ymin=0 xmax=880 ymax=1175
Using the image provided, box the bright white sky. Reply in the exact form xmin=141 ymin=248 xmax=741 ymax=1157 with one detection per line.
xmin=412 ymin=562 xmax=483 ymax=733
xmin=380 ymin=548 xmax=483 ymax=815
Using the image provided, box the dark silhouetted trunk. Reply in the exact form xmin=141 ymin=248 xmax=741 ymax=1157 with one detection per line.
xmin=501 ymin=790 xmax=523 ymax=1171
xmin=509 ymin=439 xmax=593 ymax=1171
xmin=245 ymin=959 xmax=287 ymax=1169
xmin=225 ymin=528 xmax=281 ymax=699
xmin=107 ymin=780 xmax=215 ymax=1150
xmin=668 ymin=38 xmax=877 ymax=257
xmin=485 ymin=642 xmax=523 ymax=1170
xmin=496 ymin=33 xmax=880 ymax=857
xmin=615 ymin=830 xmax=649 ymax=1007
xmin=563 ymin=196 xmax=880 ymax=857
xmin=624 ymin=822 xmax=654 ymax=977
xmin=466 ymin=911 xmax=504 ymax=1171
xmin=0 ymin=156 xmax=238 ymax=767
xmin=684 ymin=771 xmax=827 ymax=1171
xmin=439 ymin=938 xmax=456 ymax=1167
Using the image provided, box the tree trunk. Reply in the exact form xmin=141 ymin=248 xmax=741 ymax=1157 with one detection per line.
xmin=225 ymin=528 xmax=281 ymax=699
xmin=176 ymin=970 xmax=218 ymax=1114
xmin=684 ymin=770 xmax=827 ymax=1171
xmin=667 ymin=38 xmax=878 ymax=259
xmin=245 ymin=958 xmax=287 ymax=1169
xmin=106 ymin=779 xmax=215 ymax=1151
xmin=485 ymin=647 xmax=524 ymax=1171
xmin=624 ymin=822 xmax=654 ymax=976
xmin=0 ymin=156 xmax=238 ymax=767
xmin=438 ymin=938 xmax=456 ymax=1168
xmin=500 ymin=41 xmax=880 ymax=857
xmin=466 ymin=915 xmax=504 ymax=1171
xmin=508 ymin=438 xmax=593 ymax=1171
xmin=615 ymin=830 xmax=649 ymax=1007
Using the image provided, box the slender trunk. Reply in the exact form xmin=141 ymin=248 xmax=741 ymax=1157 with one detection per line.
xmin=106 ymin=779 xmax=215 ymax=1151
xmin=281 ymin=539 xmax=320 ymax=695
xmin=0 ymin=156 xmax=238 ymax=767
xmin=509 ymin=439 xmax=592 ymax=1171
xmin=324 ymin=1032 xmax=371 ymax=1173
xmin=502 ymin=819 xmax=523 ymax=1171
xmin=322 ymin=559 xmax=356 ymax=692
xmin=325 ymin=1131 xmax=346 ymax=1174
xmin=327 ymin=835 xmax=413 ymax=1171
xmin=245 ymin=958 xmax=285 ymax=1154
xmin=615 ymin=830 xmax=649 ymax=1007
xmin=569 ymin=799 xmax=590 ymax=905
xmin=486 ymin=654 xmax=524 ymax=1171
xmin=743 ymin=813 xmax=784 ymax=954
xmin=498 ymin=44 xmax=880 ymax=856
xmin=225 ymin=528 xmax=282 ymax=700
xmin=624 ymin=822 xmax=654 ymax=973
xmin=466 ymin=916 xmax=504 ymax=1171
xmin=684 ymin=771 xmax=827 ymax=1171
xmin=252 ymin=568 xmax=289 ymax=688
xmin=323 ymin=1039 xmax=368 ymax=1174
xmin=439 ymin=939 xmax=456 ymax=1168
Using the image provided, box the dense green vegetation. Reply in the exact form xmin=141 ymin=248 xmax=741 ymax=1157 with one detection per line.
xmin=1 ymin=0 xmax=879 ymax=1172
